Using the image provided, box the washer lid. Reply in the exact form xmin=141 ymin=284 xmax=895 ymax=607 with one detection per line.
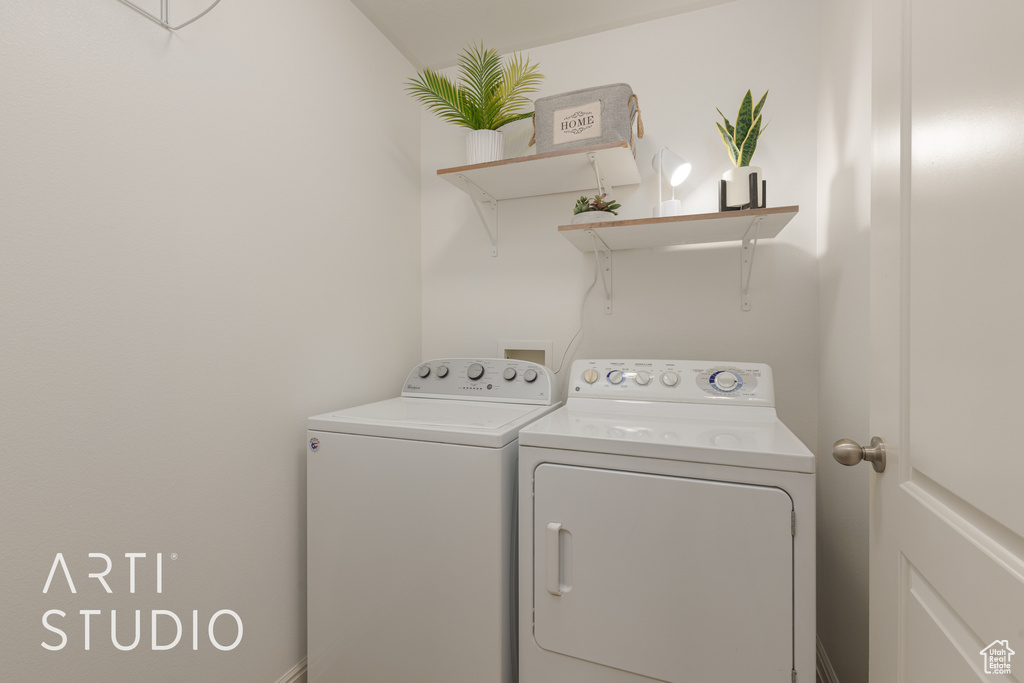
xmin=519 ymin=400 xmax=814 ymax=473
xmin=308 ymin=397 xmax=560 ymax=448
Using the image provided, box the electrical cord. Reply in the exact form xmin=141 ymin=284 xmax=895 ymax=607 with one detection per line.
xmin=552 ymin=233 xmax=603 ymax=375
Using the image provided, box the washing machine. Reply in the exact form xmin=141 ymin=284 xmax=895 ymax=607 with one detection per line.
xmin=307 ymin=358 xmax=559 ymax=683
xmin=517 ymin=359 xmax=815 ymax=683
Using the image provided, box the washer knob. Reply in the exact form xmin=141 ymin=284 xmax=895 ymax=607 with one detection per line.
xmin=417 ymin=365 xmax=431 ymax=378
xmin=467 ymin=363 xmax=485 ymax=381
xmin=713 ymin=371 xmax=739 ymax=391
xmin=608 ymin=370 xmax=624 ymax=385
xmin=436 ymin=365 xmax=449 ymax=378
xmin=524 ymin=368 xmax=538 ymax=383
xmin=660 ymin=371 xmax=680 ymax=387
xmin=634 ymin=371 xmax=652 ymax=386
xmin=582 ymin=368 xmax=600 ymax=384
xmin=503 ymin=367 xmax=517 ymax=381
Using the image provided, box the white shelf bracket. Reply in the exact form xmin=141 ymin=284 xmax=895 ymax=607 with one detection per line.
xmin=585 ymin=230 xmax=613 ymax=314
xmin=459 ymin=174 xmax=499 ymax=256
xmin=587 ymin=152 xmax=613 ymax=198
xmin=740 ymin=216 xmax=764 ymax=311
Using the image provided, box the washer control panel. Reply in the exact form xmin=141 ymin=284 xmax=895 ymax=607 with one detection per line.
xmin=402 ymin=358 xmax=556 ymax=405
xmin=570 ymin=359 xmax=773 ymax=406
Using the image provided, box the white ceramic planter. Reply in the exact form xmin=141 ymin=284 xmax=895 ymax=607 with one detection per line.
xmin=570 ymin=211 xmax=619 ymax=224
xmin=466 ymin=129 xmax=505 ymax=165
xmin=722 ymin=165 xmax=762 ymax=208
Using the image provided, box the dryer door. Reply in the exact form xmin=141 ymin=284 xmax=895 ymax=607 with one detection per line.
xmin=533 ymin=464 xmax=793 ymax=683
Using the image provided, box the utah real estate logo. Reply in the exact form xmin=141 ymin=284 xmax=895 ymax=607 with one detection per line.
xmin=980 ymin=640 xmax=1014 ymax=676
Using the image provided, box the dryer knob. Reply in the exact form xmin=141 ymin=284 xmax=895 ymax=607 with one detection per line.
xmin=608 ymin=370 xmax=624 ymax=385
xmin=660 ymin=371 xmax=680 ymax=387
xmin=524 ymin=368 xmax=538 ymax=383
xmin=436 ymin=365 xmax=449 ymax=378
xmin=418 ymin=365 xmax=431 ymax=378
xmin=634 ymin=371 xmax=652 ymax=386
xmin=582 ymin=368 xmax=600 ymax=384
xmin=503 ymin=367 xmax=517 ymax=381
xmin=467 ymin=363 xmax=485 ymax=381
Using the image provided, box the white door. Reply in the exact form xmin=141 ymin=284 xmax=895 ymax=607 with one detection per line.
xmin=869 ymin=0 xmax=1024 ymax=680
xmin=533 ymin=464 xmax=794 ymax=683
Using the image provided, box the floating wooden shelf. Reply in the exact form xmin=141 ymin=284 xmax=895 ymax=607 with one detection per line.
xmin=437 ymin=142 xmax=640 ymax=203
xmin=436 ymin=142 xmax=641 ymax=257
xmin=559 ymin=206 xmax=799 ymax=313
xmin=558 ymin=205 xmax=799 ymax=252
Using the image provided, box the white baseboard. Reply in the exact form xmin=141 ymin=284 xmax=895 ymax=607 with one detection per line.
xmin=816 ymin=636 xmax=840 ymax=683
xmin=276 ymin=657 xmax=307 ymax=683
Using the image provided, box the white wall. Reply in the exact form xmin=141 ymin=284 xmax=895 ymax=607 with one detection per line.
xmin=0 ymin=1 xmax=420 ymax=680
xmin=816 ymin=0 xmax=871 ymax=679
xmin=421 ymin=0 xmax=819 ymax=449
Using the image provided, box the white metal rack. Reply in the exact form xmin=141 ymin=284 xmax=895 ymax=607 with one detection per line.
xmin=116 ymin=0 xmax=223 ymax=30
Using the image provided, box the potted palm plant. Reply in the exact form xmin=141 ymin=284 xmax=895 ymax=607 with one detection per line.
xmin=406 ymin=43 xmax=544 ymax=165
xmin=716 ymin=89 xmax=768 ymax=209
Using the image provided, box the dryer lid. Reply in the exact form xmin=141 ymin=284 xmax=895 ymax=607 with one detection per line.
xmin=519 ymin=400 xmax=814 ymax=473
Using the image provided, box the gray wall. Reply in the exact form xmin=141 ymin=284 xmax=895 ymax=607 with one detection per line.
xmin=0 ymin=1 xmax=421 ymax=680
xmin=816 ymin=0 xmax=872 ymax=679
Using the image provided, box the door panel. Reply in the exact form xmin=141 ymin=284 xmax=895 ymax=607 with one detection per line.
xmin=533 ymin=464 xmax=793 ymax=683
xmin=907 ymin=0 xmax=1024 ymax=540
xmin=870 ymin=0 xmax=1024 ymax=679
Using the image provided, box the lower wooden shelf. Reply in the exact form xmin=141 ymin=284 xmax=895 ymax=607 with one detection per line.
xmin=558 ymin=205 xmax=799 ymax=313
xmin=558 ymin=205 xmax=799 ymax=252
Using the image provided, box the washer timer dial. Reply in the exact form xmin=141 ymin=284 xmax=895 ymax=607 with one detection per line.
xmin=696 ymin=366 xmax=759 ymax=395
xmin=712 ymin=370 xmax=740 ymax=392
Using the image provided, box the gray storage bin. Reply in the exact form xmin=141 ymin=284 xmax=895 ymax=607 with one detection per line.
xmin=531 ymin=83 xmax=644 ymax=156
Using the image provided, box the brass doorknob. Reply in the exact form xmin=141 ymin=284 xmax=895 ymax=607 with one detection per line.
xmin=832 ymin=437 xmax=886 ymax=473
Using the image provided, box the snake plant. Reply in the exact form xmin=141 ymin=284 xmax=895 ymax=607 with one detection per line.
xmin=406 ymin=43 xmax=544 ymax=130
xmin=716 ymin=89 xmax=768 ymax=167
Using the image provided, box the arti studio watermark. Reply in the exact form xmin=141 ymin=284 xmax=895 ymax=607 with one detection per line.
xmin=40 ymin=552 xmax=243 ymax=652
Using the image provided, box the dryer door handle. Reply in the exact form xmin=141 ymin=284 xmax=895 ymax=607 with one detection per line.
xmin=545 ymin=522 xmax=572 ymax=596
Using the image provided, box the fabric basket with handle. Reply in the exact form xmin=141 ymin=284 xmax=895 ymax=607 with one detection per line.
xmin=531 ymin=83 xmax=644 ymax=156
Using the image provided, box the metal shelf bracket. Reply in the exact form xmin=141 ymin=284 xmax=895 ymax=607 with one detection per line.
xmin=458 ymin=174 xmax=499 ymax=256
xmin=116 ymin=0 xmax=223 ymax=30
xmin=587 ymin=152 xmax=613 ymax=198
xmin=740 ymin=215 xmax=764 ymax=311
xmin=585 ymin=230 xmax=613 ymax=314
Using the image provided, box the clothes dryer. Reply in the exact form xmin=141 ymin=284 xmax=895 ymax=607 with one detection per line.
xmin=307 ymin=358 xmax=559 ymax=683
xmin=517 ymin=359 xmax=814 ymax=683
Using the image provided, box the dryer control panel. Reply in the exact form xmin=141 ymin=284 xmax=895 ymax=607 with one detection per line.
xmin=402 ymin=358 xmax=557 ymax=405
xmin=569 ymin=359 xmax=774 ymax=407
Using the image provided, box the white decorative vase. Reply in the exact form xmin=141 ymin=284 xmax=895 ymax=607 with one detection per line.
xmin=722 ymin=165 xmax=762 ymax=208
xmin=571 ymin=211 xmax=619 ymax=224
xmin=466 ymin=129 xmax=505 ymax=165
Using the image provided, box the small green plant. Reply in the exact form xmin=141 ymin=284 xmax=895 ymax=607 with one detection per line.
xmin=405 ymin=42 xmax=544 ymax=130
xmin=716 ymin=89 xmax=768 ymax=167
xmin=573 ymin=193 xmax=621 ymax=215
